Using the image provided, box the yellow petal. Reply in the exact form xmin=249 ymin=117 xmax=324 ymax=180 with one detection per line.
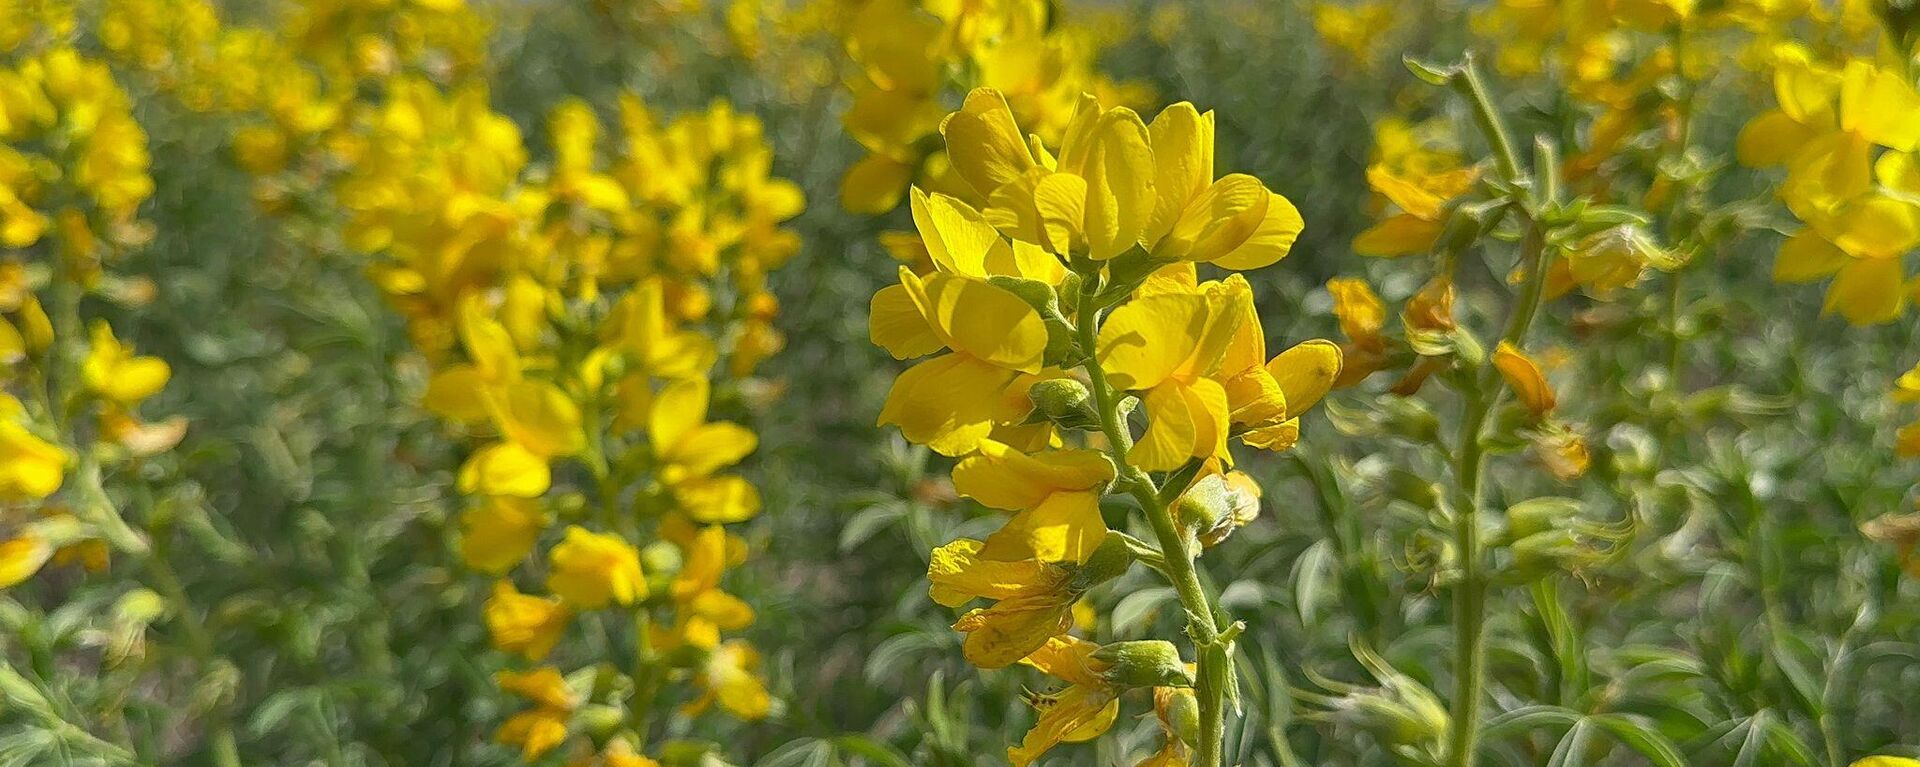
xmin=878 ymin=354 xmax=1021 ymax=456
xmin=1737 ymin=110 xmax=1818 ymax=167
xmin=1825 ymin=193 xmax=1920 ymax=259
xmin=673 ymin=475 xmax=763 ymax=524
xmin=0 ymin=535 xmax=53 ymax=588
xmin=1074 ymin=108 xmax=1155 ymax=260
xmin=1840 ymin=60 xmax=1920 ymax=151
xmin=1144 ymin=102 xmax=1215 ymax=247
xmin=491 ymin=381 xmax=584 ymax=458
xmin=1772 ymin=230 xmax=1849 ymax=283
xmin=942 ymin=88 xmax=1037 ymax=199
xmin=1007 ymin=685 xmax=1119 ymax=767
xmin=981 ymin=490 xmax=1110 ymax=564
xmin=1155 ymin=174 xmax=1270 ymax=263
xmin=1267 ymin=339 xmax=1343 ymax=418
xmin=1493 ymin=342 xmax=1555 ymax=418
xmin=928 ymin=537 xmax=1067 ymax=607
xmin=1212 ymin=192 xmax=1304 ymax=270
xmin=869 ymin=283 xmax=944 ymax=359
xmin=912 ymin=187 xmax=1002 ymax=277
xmin=840 ymin=154 xmax=914 ymax=215
xmin=1097 ymin=285 xmax=1246 ymax=391
xmin=424 ymin=365 xmax=493 ymax=423
xmin=1128 ymin=379 xmax=1230 ymax=472
xmin=547 ymin=525 xmax=647 ymax=609
xmin=952 ymin=442 xmax=1114 ymax=509
xmin=954 ymin=594 xmax=1075 ymax=669
xmin=457 ymin=441 xmax=551 ymax=497
xmin=649 ymin=377 xmax=711 ymax=452
xmin=900 ymin=269 xmax=1048 ymax=373
xmin=1353 ymin=214 xmax=1444 ymax=257
xmin=1824 ymin=257 xmax=1908 ymax=326
xmin=663 ymin=422 xmax=757 ymax=478
xmin=459 ymin=496 xmax=548 ymax=574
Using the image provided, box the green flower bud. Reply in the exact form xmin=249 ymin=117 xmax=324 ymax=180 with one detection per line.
xmin=1174 ymin=474 xmax=1230 ymax=534
xmin=1502 ymin=497 xmax=1581 ymax=542
xmin=1070 ymin=534 xmax=1135 ymax=591
xmin=642 ymin=540 xmax=682 ymax=597
xmin=1379 ymin=395 xmax=1440 ymax=444
xmin=1165 ymin=688 xmax=1201 ymax=747
xmin=1092 ymin=640 xmax=1194 ymax=689
xmin=1508 ymin=529 xmax=1612 ymax=579
xmin=1026 ymin=378 xmax=1102 ymax=431
xmin=984 ymin=276 xmax=1077 ymax=364
xmin=577 ymin=703 xmax=627 ymax=740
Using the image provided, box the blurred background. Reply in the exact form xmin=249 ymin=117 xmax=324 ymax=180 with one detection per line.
xmin=4 ymin=0 xmax=1920 ymax=765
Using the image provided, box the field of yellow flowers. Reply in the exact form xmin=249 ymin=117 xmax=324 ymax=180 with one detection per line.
xmin=4 ymin=0 xmax=1920 ymax=765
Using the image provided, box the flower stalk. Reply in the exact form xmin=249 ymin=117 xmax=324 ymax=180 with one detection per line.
xmin=1075 ymin=275 xmax=1233 ymax=767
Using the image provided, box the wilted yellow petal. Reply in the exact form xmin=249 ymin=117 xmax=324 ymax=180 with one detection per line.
xmin=1493 ymin=342 xmax=1555 ymax=418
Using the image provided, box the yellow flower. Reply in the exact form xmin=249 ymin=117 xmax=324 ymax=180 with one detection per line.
xmin=81 ymin=320 xmax=170 ymax=405
xmin=0 ymin=533 xmax=53 ymax=588
xmin=974 ymin=92 xmax=1154 ymax=260
xmin=1007 ymin=636 xmax=1121 ymax=767
xmin=648 ymin=377 xmax=760 ymax=524
xmin=484 ymin=581 xmax=570 ymax=661
xmin=1493 ymin=342 xmax=1557 ymax=419
xmin=684 ymin=639 xmax=772 ymax=721
xmin=497 ymin=666 xmax=577 ymax=712
xmin=930 ymin=535 xmax=1130 ymax=669
xmin=1139 ymin=103 xmax=1303 ymax=269
xmin=546 ymin=526 xmax=646 ymax=609
xmin=661 ymin=524 xmax=755 ymax=651
xmin=458 ymin=496 xmax=548 ymax=574
xmin=1094 ymin=276 xmax=1248 ymax=471
xmin=1327 ymin=277 xmax=1388 ymax=387
xmin=1353 ymin=165 xmax=1479 ymax=257
xmin=1895 ymin=360 xmax=1920 ymax=403
xmin=1313 ymin=1 xmax=1397 ymax=66
xmin=456 ymin=440 xmax=551 ymax=498
xmin=949 ymin=440 xmax=1114 ymax=563
xmin=1852 ymin=759 xmax=1920 ymax=767
xmin=1897 ymin=419 xmax=1920 ymax=459
xmin=1771 ymin=185 xmax=1920 ymax=326
xmin=872 ymin=266 xmax=1050 ymax=455
xmin=0 ymin=418 xmax=66 ymax=500
xmin=494 ymin=707 xmax=568 ymax=761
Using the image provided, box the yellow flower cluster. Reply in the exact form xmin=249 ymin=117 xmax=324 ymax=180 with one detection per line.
xmin=838 ymin=0 xmax=1147 ymax=216
xmin=1311 ymin=1 xmax=1399 ymax=68
xmin=89 ymin=0 xmax=798 ymax=760
xmin=1 ymin=39 xmax=177 ymax=590
xmin=1740 ymin=41 xmax=1920 ymax=325
xmin=354 ymin=91 xmax=794 ymax=762
xmin=872 ymin=86 xmax=1337 ymax=765
xmin=92 ymin=0 xmax=491 ymax=206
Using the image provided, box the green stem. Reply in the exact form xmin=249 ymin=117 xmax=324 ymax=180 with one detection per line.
xmin=1441 ymin=53 xmax=1555 ymax=765
xmin=145 ymin=543 xmax=242 ymax=767
xmin=1452 ymin=56 xmax=1523 ymax=185
xmin=1074 ymin=278 xmax=1230 ymax=767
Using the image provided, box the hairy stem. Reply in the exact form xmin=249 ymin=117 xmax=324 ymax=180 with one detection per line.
xmin=1444 ymin=56 xmax=1553 ymax=767
xmin=1075 ymin=278 xmax=1230 ymax=767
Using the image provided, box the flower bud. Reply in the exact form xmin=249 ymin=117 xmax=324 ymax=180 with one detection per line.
xmin=1502 ymin=497 xmax=1581 ymax=543
xmin=1026 ymin=378 xmax=1101 ymax=431
xmin=577 ymin=704 xmax=627 ymax=740
xmin=1161 ymin=687 xmax=1201 ymax=748
xmin=1069 ymin=534 xmax=1135 ymax=591
xmin=1092 ymin=640 xmax=1194 ymax=689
